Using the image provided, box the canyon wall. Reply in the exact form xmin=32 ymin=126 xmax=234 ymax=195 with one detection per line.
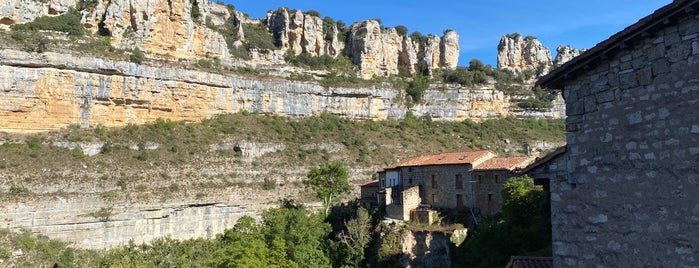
xmin=0 ymin=49 xmax=561 ymax=133
xmin=497 ymin=33 xmax=585 ymax=76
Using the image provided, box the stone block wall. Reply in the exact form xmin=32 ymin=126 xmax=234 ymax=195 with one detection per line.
xmin=472 ymin=170 xmax=511 ymax=214
xmin=552 ymin=13 xmax=699 ymax=267
xmin=419 ymin=166 xmax=473 ymax=210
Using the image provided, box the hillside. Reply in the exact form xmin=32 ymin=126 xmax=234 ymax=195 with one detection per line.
xmin=0 ymin=0 xmax=571 ymax=252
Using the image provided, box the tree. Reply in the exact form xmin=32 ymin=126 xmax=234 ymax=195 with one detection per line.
xmin=468 ymin=58 xmax=485 ymax=72
xmin=304 ymin=161 xmax=352 ymax=215
xmin=336 ymin=207 xmax=372 ymax=267
xmin=395 ymin=25 xmax=408 ymax=36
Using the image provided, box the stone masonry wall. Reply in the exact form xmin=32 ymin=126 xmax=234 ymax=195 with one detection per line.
xmin=419 ymin=166 xmax=474 ymax=210
xmin=472 ymin=170 xmax=511 ymax=214
xmin=552 ymin=13 xmax=699 ymax=267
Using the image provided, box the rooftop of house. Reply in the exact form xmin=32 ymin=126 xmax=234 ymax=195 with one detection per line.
xmin=359 ymin=180 xmax=379 ymax=187
xmin=379 ymin=150 xmax=495 ymax=171
xmin=378 ymin=150 xmax=537 ymax=172
xmin=474 ymin=156 xmax=537 ymax=171
xmin=505 ymin=256 xmax=553 ymax=268
xmin=537 ymin=0 xmax=699 ymax=89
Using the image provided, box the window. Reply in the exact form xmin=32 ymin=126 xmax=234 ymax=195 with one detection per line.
xmin=488 ymin=194 xmax=493 ymax=201
xmin=455 ymin=174 xmax=463 ymax=189
xmin=409 ymin=177 xmax=413 ymax=185
xmin=432 ymin=194 xmax=438 ymax=204
xmin=495 ymin=175 xmax=501 ymax=184
xmin=478 ymin=174 xmax=483 ymax=184
xmin=432 ymin=175 xmax=438 ymax=189
xmin=408 ymin=167 xmax=412 ymax=172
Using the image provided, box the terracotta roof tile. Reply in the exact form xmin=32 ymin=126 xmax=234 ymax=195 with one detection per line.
xmin=382 ymin=150 xmax=494 ymax=170
xmin=505 ymin=256 xmax=553 ymax=268
xmin=359 ymin=180 xmax=379 ymax=187
xmin=474 ymin=156 xmax=536 ymax=171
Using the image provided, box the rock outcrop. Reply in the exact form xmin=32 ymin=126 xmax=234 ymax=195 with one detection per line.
xmin=553 ymin=45 xmax=585 ymax=67
xmin=497 ymin=33 xmax=552 ymax=76
xmin=0 ymin=0 xmax=75 ymax=26
xmin=0 ymin=49 xmax=561 ymax=133
xmin=265 ymin=9 xmax=459 ymax=78
xmin=497 ymin=33 xmax=586 ymax=77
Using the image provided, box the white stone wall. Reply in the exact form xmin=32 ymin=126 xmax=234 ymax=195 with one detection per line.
xmin=552 ymin=12 xmax=699 ymax=267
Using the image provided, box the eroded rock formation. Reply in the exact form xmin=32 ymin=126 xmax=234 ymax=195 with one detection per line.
xmin=497 ymin=33 xmax=585 ymax=77
xmin=497 ymin=33 xmax=552 ymax=76
xmin=553 ymin=45 xmax=585 ymax=67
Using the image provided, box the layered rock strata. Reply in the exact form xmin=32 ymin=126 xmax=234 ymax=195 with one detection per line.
xmin=0 ymin=49 xmax=561 ymax=133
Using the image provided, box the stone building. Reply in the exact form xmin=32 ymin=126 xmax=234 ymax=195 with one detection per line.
xmin=375 ymin=150 xmax=535 ymax=220
xmin=535 ymin=0 xmax=699 ymax=266
xmin=358 ymin=180 xmax=380 ymax=209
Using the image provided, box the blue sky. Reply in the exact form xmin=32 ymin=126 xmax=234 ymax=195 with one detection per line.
xmin=223 ymin=0 xmax=670 ymax=67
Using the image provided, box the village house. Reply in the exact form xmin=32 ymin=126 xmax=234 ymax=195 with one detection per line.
xmin=365 ymin=150 xmax=535 ymax=221
xmin=535 ymin=0 xmax=699 ymax=266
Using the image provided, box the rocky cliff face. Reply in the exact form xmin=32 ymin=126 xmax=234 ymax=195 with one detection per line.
xmin=497 ymin=33 xmax=585 ymax=77
xmin=265 ymin=10 xmax=459 ymax=79
xmin=0 ymin=48 xmax=561 ymax=133
xmin=497 ymin=33 xmax=552 ymax=76
xmin=553 ymin=44 xmax=585 ymax=67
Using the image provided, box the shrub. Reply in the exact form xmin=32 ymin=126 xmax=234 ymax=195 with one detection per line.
xmin=11 ymin=8 xmax=84 ymax=36
xmin=242 ymin=23 xmax=276 ymax=50
xmin=406 ymin=75 xmax=429 ymax=102
xmin=130 ymin=47 xmax=145 ymax=64
xmin=190 ymin=0 xmax=202 ymax=23
xmin=13 ymin=229 xmax=36 ymax=250
xmin=262 ymin=177 xmax=277 ymax=190
xmin=0 ymin=245 xmax=10 ymax=260
xmin=395 ymin=25 xmax=408 ymax=36
xmin=305 ymin=10 xmax=320 ymax=17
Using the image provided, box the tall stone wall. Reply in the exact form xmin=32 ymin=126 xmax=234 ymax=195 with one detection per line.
xmin=419 ymin=165 xmax=474 ymax=210
xmin=552 ymin=13 xmax=699 ymax=267
xmin=472 ymin=170 xmax=511 ymax=214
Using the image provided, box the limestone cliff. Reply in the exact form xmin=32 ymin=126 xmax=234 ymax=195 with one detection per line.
xmin=497 ymin=33 xmax=585 ymax=77
xmin=553 ymin=44 xmax=585 ymax=67
xmin=1 ymin=49 xmax=561 ymax=133
xmin=497 ymin=33 xmax=552 ymax=76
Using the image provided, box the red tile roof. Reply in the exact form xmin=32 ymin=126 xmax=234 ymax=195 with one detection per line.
xmin=359 ymin=180 xmax=379 ymax=187
xmin=382 ymin=150 xmax=494 ymax=170
xmin=474 ymin=156 xmax=537 ymax=171
xmin=505 ymin=256 xmax=553 ymax=268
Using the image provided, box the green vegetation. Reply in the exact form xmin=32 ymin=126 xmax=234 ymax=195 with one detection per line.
xmin=10 ymin=8 xmax=84 ymax=36
xmin=453 ymin=175 xmax=551 ymax=267
xmin=305 ymin=161 xmax=352 ymax=214
xmin=395 ymin=25 xmax=408 ymax=36
xmin=242 ymin=23 xmax=277 ymax=51
xmin=190 ymin=0 xmax=202 ymax=23
xmin=129 ymin=47 xmax=145 ymax=64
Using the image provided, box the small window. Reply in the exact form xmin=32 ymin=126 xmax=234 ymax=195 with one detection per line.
xmin=432 ymin=175 xmax=438 ymax=189
xmin=478 ymin=174 xmax=483 ymax=184
xmin=455 ymin=174 xmax=463 ymax=189
xmin=408 ymin=167 xmax=413 ymax=172
xmin=409 ymin=177 xmax=413 ymax=185
xmin=495 ymin=175 xmax=501 ymax=184
xmin=432 ymin=194 xmax=438 ymax=204
xmin=488 ymin=193 xmax=493 ymax=201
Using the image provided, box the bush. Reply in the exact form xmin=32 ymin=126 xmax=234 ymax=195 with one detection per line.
xmin=395 ymin=25 xmax=408 ymax=36
xmin=190 ymin=0 xmax=202 ymax=23
xmin=11 ymin=8 xmax=84 ymax=36
xmin=130 ymin=48 xmax=145 ymax=64
xmin=242 ymin=23 xmax=277 ymax=50
xmin=13 ymin=229 xmax=37 ymax=250
xmin=406 ymin=75 xmax=429 ymax=102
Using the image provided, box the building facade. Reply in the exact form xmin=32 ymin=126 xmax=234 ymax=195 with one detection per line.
xmin=536 ymin=1 xmax=699 ymax=266
xmin=374 ymin=150 xmax=535 ymax=220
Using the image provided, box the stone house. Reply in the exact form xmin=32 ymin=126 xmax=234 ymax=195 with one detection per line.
xmin=535 ymin=0 xmax=699 ymax=266
xmin=374 ymin=150 xmax=535 ymax=220
xmin=358 ymin=180 xmax=380 ymax=209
